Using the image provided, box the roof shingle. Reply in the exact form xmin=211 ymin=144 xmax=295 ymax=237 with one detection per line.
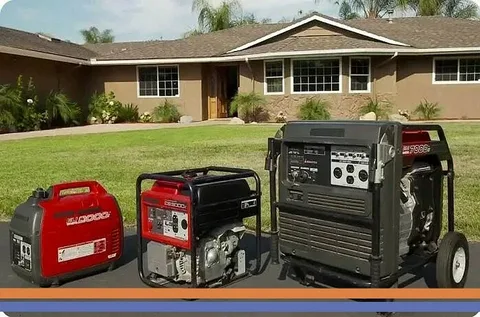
xmin=0 ymin=26 xmax=96 ymax=60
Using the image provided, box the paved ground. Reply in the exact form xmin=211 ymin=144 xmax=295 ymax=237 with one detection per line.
xmin=0 ymin=121 xmax=283 ymax=142
xmin=0 ymin=222 xmax=478 ymax=317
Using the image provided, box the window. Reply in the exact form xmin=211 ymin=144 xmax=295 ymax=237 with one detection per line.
xmin=292 ymin=59 xmax=341 ymax=93
xmin=349 ymin=58 xmax=370 ymax=92
xmin=434 ymin=58 xmax=480 ymax=83
xmin=138 ymin=65 xmax=179 ymax=97
xmin=264 ymin=60 xmax=284 ymax=94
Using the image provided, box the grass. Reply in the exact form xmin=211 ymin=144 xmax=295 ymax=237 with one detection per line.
xmin=1 ymin=123 xmax=480 ymax=240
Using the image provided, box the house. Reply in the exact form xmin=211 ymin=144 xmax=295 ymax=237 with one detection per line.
xmin=2 ymin=12 xmax=480 ymax=121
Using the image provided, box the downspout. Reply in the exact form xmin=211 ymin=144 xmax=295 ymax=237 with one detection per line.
xmin=373 ymin=52 xmax=398 ymax=97
xmin=245 ymin=57 xmax=255 ymax=93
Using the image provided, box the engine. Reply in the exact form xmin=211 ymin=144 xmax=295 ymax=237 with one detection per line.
xmin=398 ymin=160 xmax=443 ymax=256
xmin=146 ymin=222 xmax=247 ymax=285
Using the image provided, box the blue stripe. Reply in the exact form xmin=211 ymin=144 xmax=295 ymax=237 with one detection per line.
xmin=0 ymin=301 xmax=479 ymax=312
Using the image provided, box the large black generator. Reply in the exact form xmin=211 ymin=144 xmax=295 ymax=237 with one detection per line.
xmin=265 ymin=120 xmax=469 ymax=289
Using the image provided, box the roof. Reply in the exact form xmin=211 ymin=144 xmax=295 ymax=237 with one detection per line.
xmin=0 ymin=25 xmax=96 ymax=60
xmin=3 ymin=13 xmax=480 ymax=65
xmin=344 ymin=16 xmax=480 ymax=48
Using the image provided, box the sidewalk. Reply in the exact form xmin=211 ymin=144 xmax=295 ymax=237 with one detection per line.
xmin=0 ymin=121 xmax=228 ymax=142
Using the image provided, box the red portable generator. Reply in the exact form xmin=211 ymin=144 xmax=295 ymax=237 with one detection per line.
xmin=9 ymin=181 xmax=124 ymax=287
xmin=136 ymin=166 xmax=262 ymax=288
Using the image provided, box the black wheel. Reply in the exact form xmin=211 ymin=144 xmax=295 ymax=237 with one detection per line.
xmin=435 ymin=231 xmax=469 ymax=288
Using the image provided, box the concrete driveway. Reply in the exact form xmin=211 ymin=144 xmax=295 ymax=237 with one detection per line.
xmin=0 ymin=222 xmax=478 ymax=317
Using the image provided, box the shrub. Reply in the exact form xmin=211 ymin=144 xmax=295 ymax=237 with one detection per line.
xmin=117 ymin=103 xmax=140 ymax=123
xmin=229 ymin=92 xmax=269 ymax=123
xmin=44 ymin=90 xmax=81 ymax=128
xmin=153 ymin=99 xmax=182 ymax=123
xmin=88 ymin=91 xmax=122 ymax=124
xmin=414 ymin=99 xmax=441 ymax=120
xmin=0 ymin=76 xmax=48 ymax=132
xmin=139 ymin=112 xmax=153 ymax=123
xmin=358 ymin=97 xmax=391 ymax=120
xmin=298 ymin=98 xmax=331 ymax=120
xmin=0 ymin=84 xmax=21 ymax=132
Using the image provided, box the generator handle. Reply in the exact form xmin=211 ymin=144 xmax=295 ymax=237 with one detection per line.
xmin=50 ymin=181 xmax=107 ymax=200
xmin=266 ymin=137 xmax=282 ymax=265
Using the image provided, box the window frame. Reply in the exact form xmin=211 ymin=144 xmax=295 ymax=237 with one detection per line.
xmin=349 ymin=57 xmax=371 ymax=93
xmin=432 ymin=56 xmax=480 ymax=85
xmin=264 ymin=59 xmax=285 ymax=95
xmin=290 ymin=57 xmax=343 ymax=95
xmin=136 ymin=64 xmax=181 ymax=98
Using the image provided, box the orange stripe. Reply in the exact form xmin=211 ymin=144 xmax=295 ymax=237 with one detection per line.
xmin=0 ymin=289 xmax=479 ymax=299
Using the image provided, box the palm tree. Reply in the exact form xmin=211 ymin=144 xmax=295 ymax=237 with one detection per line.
xmin=191 ymin=0 xmax=242 ymax=33
xmin=399 ymin=0 xmax=478 ymax=18
xmin=338 ymin=1 xmax=361 ymax=19
xmin=80 ymin=27 xmax=115 ymax=44
xmin=315 ymin=0 xmax=399 ymax=18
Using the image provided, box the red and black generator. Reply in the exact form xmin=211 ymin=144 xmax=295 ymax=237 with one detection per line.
xmin=9 ymin=181 xmax=124 ymax=287
xmin=136 ymin=166 xmax=262 ymax=288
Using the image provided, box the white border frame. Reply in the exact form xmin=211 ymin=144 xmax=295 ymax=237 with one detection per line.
xmin=136 ymin=64 xmax=181 ymax=98
xmin=290 ymin=57 xmax=343 ymax=95
xmin=348 ymin=56 xmax=371 ymax=93
xmin=432 ymin=56 xmax=480 ymax=85
xmin=264 ymin=59 xmax=285 ymax=95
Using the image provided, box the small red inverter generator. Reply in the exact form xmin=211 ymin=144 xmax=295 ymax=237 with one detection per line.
xmin=9 ymin=181 xmax=124 ymax=287
xmin=136 ymin=166 xmax=262 ymax=288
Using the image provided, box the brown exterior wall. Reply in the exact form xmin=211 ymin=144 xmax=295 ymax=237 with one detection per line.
xmin=0 ymin=53 xmax=89 ymax=108
xmin=88 ymin=63 xmax=204 ymax=121
xmin=239 ymin=56 xmax=398 ymax=120
xmin=396 ymin=55 xmax=480 ymax=119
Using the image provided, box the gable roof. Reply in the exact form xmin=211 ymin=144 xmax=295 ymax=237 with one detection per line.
xmin=3 ymin=14 xmax=480 ymax=65
xmin=0 ymin=25 xmax=96 ymax=63
xmin=225 ymin=13 xmax=410 ymax=54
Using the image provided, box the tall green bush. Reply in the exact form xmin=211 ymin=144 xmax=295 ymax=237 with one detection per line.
xmin=414 ymin=99 xmax=442 ymax=120
xmin=88 ymin=91 xmax=122 ymax=124
xmin=44 ymin=90 xmax=81 ymax=128
xmin=229 ymin=92 xmax=269 ymax=123
xmin=358 ymin=97 xmax=391 ymax=120
xmin=298 ymin=98 xmax=331 ymax=120
xmin=153 ymin=99 xmax=182 ymax=123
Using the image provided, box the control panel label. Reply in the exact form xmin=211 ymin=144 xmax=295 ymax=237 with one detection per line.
xmin=58 ymin=238 xmax=107 ymax=263
xmin=149 ymin=207 xmax=189 ymax=241
xmin=330 ymin=146 xmax=370 ymax=190
xmin=11 ymin=233 xmax=32 ymax=271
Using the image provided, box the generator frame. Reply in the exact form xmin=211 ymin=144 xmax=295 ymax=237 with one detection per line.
xmin=265 ymin=123 xmax=456 ymax=289
xmin=136 ymin=166 xmax=262 ymax=289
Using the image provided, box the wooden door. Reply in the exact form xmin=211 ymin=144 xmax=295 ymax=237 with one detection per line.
xmin=208 ymin=70 xmax=218 ymax=119
xmin=217 ymin=69 xmax=228 ymax=118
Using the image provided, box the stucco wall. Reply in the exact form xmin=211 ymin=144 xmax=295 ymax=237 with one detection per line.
xmin=396 ymin=56 xmax=480 ymax=119
xmin=0 ymin=53 xmax=89 ymax=107
xmin=89 ymin=63 xmax=204 ymax=121
xmin=239 ymin=56 xmax=397 ymax=120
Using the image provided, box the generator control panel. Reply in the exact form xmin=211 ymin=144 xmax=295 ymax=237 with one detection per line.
xmin=286 ymin=143 xmax=371 ymax=190
xmin=330 ymin=145 xmax=370 ymax=190
xmin=148 ymin=206 xmax=189 ymax=241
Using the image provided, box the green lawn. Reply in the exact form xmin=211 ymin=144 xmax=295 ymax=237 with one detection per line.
xmin=1 ymin=123 xmax=480 ymax=240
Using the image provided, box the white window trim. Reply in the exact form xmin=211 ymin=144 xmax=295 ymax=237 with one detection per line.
xmin=348 ymin=57 xmax=371 ymax=93
xmin=290 ymin=57 xmax=343 ymax=95
xmin=432 ymin=56 xmax=480 ymax=85
xmin=264 ymin=59 xmax=285 ymax=95
xmin=136 ymin=64 xmax=181 ymax=98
